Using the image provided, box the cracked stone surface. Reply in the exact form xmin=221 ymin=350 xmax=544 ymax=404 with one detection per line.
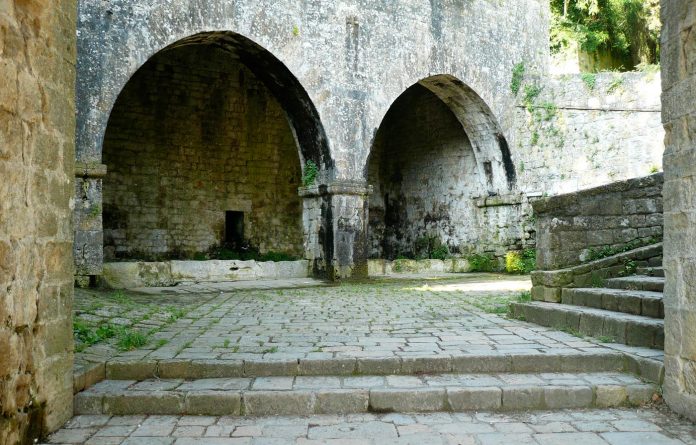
xmin=44 ymin=406 xmax=696 ymax=444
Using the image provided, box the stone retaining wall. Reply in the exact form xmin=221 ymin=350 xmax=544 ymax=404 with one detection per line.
xmin=533 ymin=174 xmax=663 ymax=271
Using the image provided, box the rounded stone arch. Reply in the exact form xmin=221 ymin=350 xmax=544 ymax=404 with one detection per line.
xmin=418 ymin=75 xmax=516 ymax=192
xmin=99 ymin=31 xmax=331 ymax=261
xmin=365 ymin=74 xmax=515 ymax=193
xmin=365 ymin=74 xmax=516 ymax=259
xmin=87 ymin=31 xmax=333 ymax=172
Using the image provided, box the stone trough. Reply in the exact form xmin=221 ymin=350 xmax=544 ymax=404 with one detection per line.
xmin=101 ymin=260 xmax=311 ymax=289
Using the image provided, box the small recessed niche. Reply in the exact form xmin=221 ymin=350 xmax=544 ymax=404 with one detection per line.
xmin=225 ymin=211 xmax=245 ymax=248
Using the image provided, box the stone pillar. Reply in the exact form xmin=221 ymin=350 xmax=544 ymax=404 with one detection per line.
xmin=74 ymin=162 xmax=106 ymax=286
xmin=0 ymin=1 xmax=77 ymax=441
xmin=300 ymin=181 xmax=371 ymax=280
xmin=661 ymin=0 xmax=696 ymax=422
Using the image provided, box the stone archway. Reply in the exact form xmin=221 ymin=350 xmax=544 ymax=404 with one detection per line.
xmin=75 ymin=31 xmax=334 ymax=274
xmin=366 ymin=75 xmax=514 ymax=260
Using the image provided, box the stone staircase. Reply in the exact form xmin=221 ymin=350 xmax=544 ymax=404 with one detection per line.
xmin=511 ymin=267 xmax=665 ymax=349
xmin=72 ymin=354 xmax=662 ymax=417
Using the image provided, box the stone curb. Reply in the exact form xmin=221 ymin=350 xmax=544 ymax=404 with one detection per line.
xmin=75 ymin=381 xmax=658 ymax=416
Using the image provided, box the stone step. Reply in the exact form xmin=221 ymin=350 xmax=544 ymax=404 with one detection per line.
xmin=510 ymin=302 xmax=664 ymax=349
xmin=74 ymin=372 xmax=658 ymax=416
xmin=562 ymin=288 xmax=664 ymax=318
xmin=95 ymin=352 xmax=632 ymax=384
xmin=637 ymin=266 xmax=664 ymax=277
xmin=606 ymin=275 xmax=664 ymax=292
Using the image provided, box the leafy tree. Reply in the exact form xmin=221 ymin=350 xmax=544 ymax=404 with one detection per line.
xmin=551 ymin=0 xmax=660 ymax=70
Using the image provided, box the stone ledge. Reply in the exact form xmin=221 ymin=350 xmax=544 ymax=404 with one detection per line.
xmin=101 ymin=260 xmax=311 ymax=289
xmin=74 ymin=162 xmax=107 ymax=178
xmin=298 ymin=181 xmax=372 ymax=197
xmin=532 ymin=173 xmax=663 ymax=214
xmin=474 ymin=193 xmax=524 ymax=208
xmin=368 ymin=258 xmax=471 ymax=275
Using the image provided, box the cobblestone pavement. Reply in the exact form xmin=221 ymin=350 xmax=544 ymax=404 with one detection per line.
xmin=45 ymin=406 xmax=696 ymax=444
xmin=74 ymin=274 xmax=663 ymax=374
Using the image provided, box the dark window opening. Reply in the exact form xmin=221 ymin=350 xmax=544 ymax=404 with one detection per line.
xmin=225 ymin=211 xmax=245 ymax=249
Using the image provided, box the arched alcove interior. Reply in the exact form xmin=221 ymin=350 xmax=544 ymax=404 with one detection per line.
xmin=367 ymin=75 xmax=513 ymax=260
xmin=102 ymin=32 xmax=329 ymax=261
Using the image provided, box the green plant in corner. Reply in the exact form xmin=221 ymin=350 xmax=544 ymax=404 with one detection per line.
xmin=302 ymin=160 xmax=319 ymax=187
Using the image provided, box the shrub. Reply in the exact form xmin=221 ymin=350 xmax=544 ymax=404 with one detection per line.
xmin=505 ymin=249 xmax=537 ymax=274
xmin=468 ymin=253 xmax=497 ymax=272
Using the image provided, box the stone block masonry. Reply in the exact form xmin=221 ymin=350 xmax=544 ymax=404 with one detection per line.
xmin=661 ymin=0 xmax=696 ymax=423
xmin=102 ymin=44 xmax=303 ymax=260
xmin=533 ymin=174 xmax=663 ymax=271
xmin=0 ymin=0 xmax=77 ymax=442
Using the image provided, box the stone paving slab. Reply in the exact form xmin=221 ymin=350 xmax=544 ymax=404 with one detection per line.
xmin=43 ymin=407 xmax=696 ymax=444
xmin=74 ymin=372 xmax=657 ymax=416
xmin=74 ymin=275 xmax=665 ymax=391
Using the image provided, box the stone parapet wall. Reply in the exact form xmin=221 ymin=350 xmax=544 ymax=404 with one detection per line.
xmin=531 ymin=244 xmax=663 ymax=303
xmin=533 ymin=174 xmax=663 ymax=271
xmin=0 ymin=1 xmax=77 ymax=441
xmin=661 ymin=0 xmax=696 ymax=422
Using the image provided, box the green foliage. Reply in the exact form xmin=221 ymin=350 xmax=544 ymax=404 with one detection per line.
xmin=414 ymin=236 xmax=450 ymax=260
xmin=648 ymin=164 xmax=659 ymax=174
xmin=510 ymin=62 xmax=526 ymax=95
xmin=522 ymin=84 xmax=543 ymax=111
xmin=116 ymin=329 xmax=149 ymax=351
xmin=550 ymin=0 xmax=660 ymax=70
xmin=581 ymin=72 xmax=597 ymax=90
xmin=202 ymin=246 xmax=298 ymax=262
xmin=505 ymin=249 xmax=537 ymax=274
xmin=607 ymin=74 xmax=625 ymax=93
xmin=541 ymin=102 xmax=557 ymax=121
xmin=530 ymin=131 xmax=540 ymax=146
xmin=302 ymin=160 xmax=319 ymax=187
xmin=292 ymin=25 xmax=300 ymax=37
xmin=468 ymin=253 xmax=497 ymax=272
xmin=597 ymin=335 xmax=616 ymax=343
xmin=620 ymin=258 xmax=638 ymax=276
xmin=517 ymin=291 xmax=532 ymax=303
xmin=585 ymin=236 xmax=661 ymax=262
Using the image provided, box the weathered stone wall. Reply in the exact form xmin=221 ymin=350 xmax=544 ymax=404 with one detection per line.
xmin=533 ymin=174 xmax=663 ymax=271
xmin=513 ymin=72 xmax=664 ymax=196
xmin=368 ymin=84 xmax=480 ymax=258
xmin=0 ymin=0 xmax=76 ymax=442
xmin=661 ymin=0 xmax=696 ymax=422
xmin=75 ymin=0 xmax=550 ymax=277
xmin=102 ymin=45 xmax=303 ymax=259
